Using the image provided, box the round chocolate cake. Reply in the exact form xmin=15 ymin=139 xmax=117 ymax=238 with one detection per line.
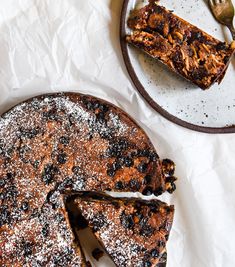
xmin=0 ymin=93 xmax=175 ymax=266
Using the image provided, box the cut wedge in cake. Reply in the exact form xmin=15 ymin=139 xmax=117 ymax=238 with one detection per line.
xmin=73 ymin=193 xmax=174 ymax=267
xmin=126 ymin=1 xmax=235 ymax=89
xmin=0 ymin=93 xmax=176 ymax=266
xmin=0 ymin=93 xmax=175 ymax=229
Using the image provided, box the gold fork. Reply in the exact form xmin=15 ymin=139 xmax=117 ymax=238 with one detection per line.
xmin=209 ymin=0 xmax=235 ymax=40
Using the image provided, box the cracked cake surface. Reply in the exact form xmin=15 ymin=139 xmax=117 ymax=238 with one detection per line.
xmin=126 ymin=1 xmax=235 ymax=89
xmin=73 ymin=193 xmax=174 ymax=267
xmin=0 ymin=92 xmax=175 ymax=266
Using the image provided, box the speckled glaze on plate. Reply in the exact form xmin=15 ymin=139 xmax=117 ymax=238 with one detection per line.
xmin=120 ymin=0 xmax=235 ymax=134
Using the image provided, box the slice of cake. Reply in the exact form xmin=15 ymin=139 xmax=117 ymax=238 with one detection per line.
xmin=73 ymin=193 xmax=174 ymax=267
xmin=126 ymin=1 xmax=235 ymax=89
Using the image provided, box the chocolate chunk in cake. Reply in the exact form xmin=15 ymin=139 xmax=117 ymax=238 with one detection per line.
xmin=92 ymin=248 xmax=104 ymax=261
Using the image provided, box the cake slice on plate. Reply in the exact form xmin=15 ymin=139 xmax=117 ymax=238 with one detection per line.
xmin=126 ymin=0 xmax=235 ymax=89
xmin=73 ymin=193 xmax=174 ymax=267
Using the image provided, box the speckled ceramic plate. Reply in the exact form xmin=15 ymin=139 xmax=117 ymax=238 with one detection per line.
xmin=120 ymin=0 xmax=235 ymax=134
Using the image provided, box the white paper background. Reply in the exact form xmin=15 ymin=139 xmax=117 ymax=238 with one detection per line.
xmin=0 ymin=1 xmax=235 ymax=267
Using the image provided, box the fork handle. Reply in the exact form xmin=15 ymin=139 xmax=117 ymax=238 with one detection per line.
xmin=228 ymin=24 xmax=235 ymax=40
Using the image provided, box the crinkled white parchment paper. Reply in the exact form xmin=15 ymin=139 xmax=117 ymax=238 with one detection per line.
xmin=0 ymin=1 xmax=235 ymax=267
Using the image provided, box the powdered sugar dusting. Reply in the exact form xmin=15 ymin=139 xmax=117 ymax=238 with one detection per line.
xmin=81 ymin=205 xmax=141 ymax=266
xmin=108 ymin=112 xmax=130 ymax=136
xmin=0 ymin=93 xmax=164 ymax=266
xmin=1 ymin=197 xmax=83 ymax=266
xmin=76 ymin=197 xmax=174 ymax=267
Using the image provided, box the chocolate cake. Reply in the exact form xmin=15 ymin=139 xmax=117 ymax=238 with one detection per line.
xmin=126 ymin=1 xmax=235 ymax=89
xmin=73 ymin=193 xmax=174 ymax=267
xmin=0 ymin=92 xmax=176 ymax=266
